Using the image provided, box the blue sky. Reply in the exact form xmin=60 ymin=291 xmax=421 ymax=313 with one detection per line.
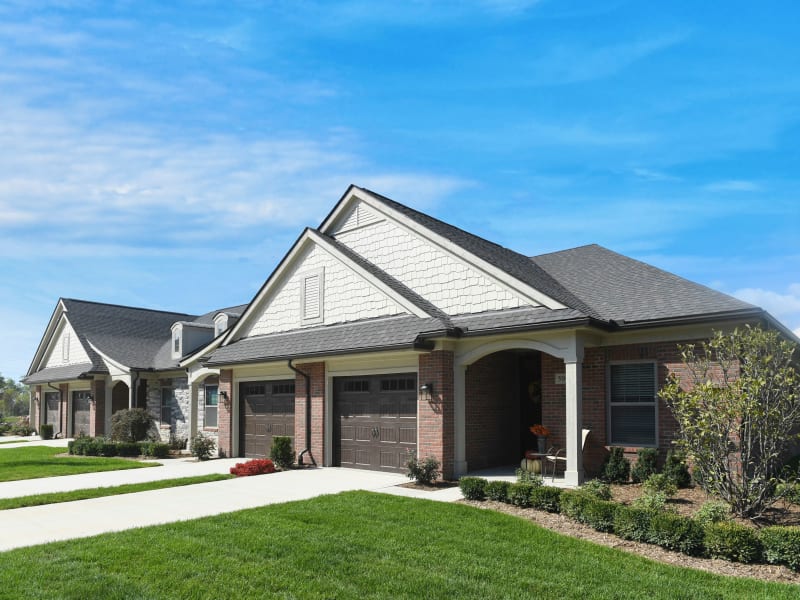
xmin=1 ymin=1 xmax=799 ymax=380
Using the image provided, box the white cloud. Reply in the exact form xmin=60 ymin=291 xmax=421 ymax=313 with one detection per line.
xmin=733 ymin=284 xmax=800 ymax=332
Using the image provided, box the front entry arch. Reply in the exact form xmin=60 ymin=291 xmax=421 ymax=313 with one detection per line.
xmin=111 ymin=381 xmax=130 ymax=415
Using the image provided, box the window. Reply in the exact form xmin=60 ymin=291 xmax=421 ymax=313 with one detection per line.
xmin=381 ymin=378 xmax=415 ymax=392
xmin=215 ymin=320 xmax=225 ymax=336
xmin=160 ymin=388 xmax=173 ymax=425
xmin=205 ymin=385 xmax=218 ymax=428
xmin=608 ymin=362 xmax=657 ymax=446
xmin=173 ymin=332 xmax=180 ymax=354
xmin=343 ymin=380 xmax=369 ymax=393
xmin=272 ymin=382 xmax=295 ymax=395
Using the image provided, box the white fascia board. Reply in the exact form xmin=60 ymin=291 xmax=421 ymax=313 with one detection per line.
xmin=87 ymin=341 xmax=130 ymax=376
xmin=305 ymin=229 xmax=430 ymax=318
xmin=336 ymin=187 xmax=567 ymax=310
xmin=26 ymin=300 xmax=68 ymax=376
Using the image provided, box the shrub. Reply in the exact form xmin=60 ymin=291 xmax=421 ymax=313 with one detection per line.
xmin=781 ymin=483 xmax=800 ymax=506
xmin=516 ymin=468 xmax=544 ymax=486
xmin=614 ymin=505 xmax=656 ymax=543
xmin=141 ymin=442 xmax=170 ymax=458
xmin=642 ymin=473 xmax=677 ymax=498
xmin=583 ymin=498 xmax=618 ymax=532
xmin=70 ymin=436 xmax=94 ymax=455
xmin=269 ymin=436 xmax=294 ymax=470
xmin=39 ymin=423 xmax=54 ymax=440
xmin=704 ymin=522 xmax=762 ymax=563
xmin=168 ymin=434 xmax=187 ymax=451
xmin=485 ymin=480 xmax=511 ymax=502
xmin=191 ymin=434 xmax=216 ymax=461
xmin=83 ymin=439 xmax=103 ymax=456
xmin=230 ymin=458 xmax=276 ymax=477
xmin=459 ymin=477 xmax=488 ymax=501
xmin=759 ymin=526 xmax=800 ymax=571
xmin=529 ymin=486 xmax=562 ymax=513
xmin=116 ymin=441 xmax=142 ymax=457
xmin=67 ymin=440 xmax=76 ymax=454
xmin=560 ymin=491 xmax=591 ymax=522
xmin=10 ymin=416 xmax=34 ymax=436
xmin=406 ymin=453 xmax=440 ymax=486
xmin=693 ymin=500 xmax=730 ymax=526
xmin=601 ymin=447 xmax=630 ymax=483
xmin=631 ymin=448 xmax=659 ymax=483
xmin=110 ymin=408 xmax=156 ymax=443
xmin=648 ymin=511 xmax=705 ymax=555
xmin=632 ymin=491 xmax=669 ymax=512
xmin=663 ymin=450 xmax=692 ymax=488
xmin=98 ymin=441 xmax=118 ymax=457
xmin=508 ymin=483 xmax=536 ymax=508
xmin=582 ymin=479 xmax=612 ymax=501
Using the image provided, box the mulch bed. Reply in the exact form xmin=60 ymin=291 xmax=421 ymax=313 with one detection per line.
xmin=398 ymin=480 xmax=459 ymax=491
xmin=460 ymin=483 xmax=800 ymax=586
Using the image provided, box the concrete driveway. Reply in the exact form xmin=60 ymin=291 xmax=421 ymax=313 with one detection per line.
xmin=0 ymin=463 xmax=461 ymax=552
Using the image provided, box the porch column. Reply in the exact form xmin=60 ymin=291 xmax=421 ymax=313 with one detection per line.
xmin=563 ymin=358 xmax=584 ymax=486
xmin=104 ymin=378 xmax=113 ymax=434
xmin=188 ymin=382 xmax=198 ymax=450
xmin=453 ymin=362 xmax=467 ymax=477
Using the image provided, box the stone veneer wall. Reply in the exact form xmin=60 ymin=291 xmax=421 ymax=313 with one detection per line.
xmin=147 ymin=377 xmax=190 ymax=443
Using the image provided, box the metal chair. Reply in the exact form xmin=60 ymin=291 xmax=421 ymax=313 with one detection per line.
xmin=544 ymin=429 xmax=591 ymax=480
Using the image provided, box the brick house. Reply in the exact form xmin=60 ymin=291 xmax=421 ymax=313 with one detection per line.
xmin=24 ymin=186 xmax=794 ymax=484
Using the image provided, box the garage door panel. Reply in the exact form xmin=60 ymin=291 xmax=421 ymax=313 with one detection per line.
xmin=72 ymin=392 xmax=91 ymax=437
xmin=334 ymin=373 xmax=417 ymax=473
xmin=239 ymin=380 xmax=295 ymax=458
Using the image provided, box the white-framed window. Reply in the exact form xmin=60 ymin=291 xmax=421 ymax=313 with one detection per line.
xmin=607 ymin=361 xmax=658 ymax=446
xmin=160 ymin=388 xmax=173 ymax=425
xmin=300 ymin=268 xmax=324 ymax=324
xmin=173 ymin=332 xmax=181 ymax=354
xmin=205 ymin=384 xmax=218 ymax=428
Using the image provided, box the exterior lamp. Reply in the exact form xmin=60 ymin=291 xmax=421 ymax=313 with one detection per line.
xmin=220 ymin=390 xmax=230 ymax=409
xmin=419 ymin=383 xmax=434 ymax=402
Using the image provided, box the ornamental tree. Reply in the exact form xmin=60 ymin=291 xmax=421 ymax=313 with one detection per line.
xmin=660 ymin=326 xmax=800 ymax=519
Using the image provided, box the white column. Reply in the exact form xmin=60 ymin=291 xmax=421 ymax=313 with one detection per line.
xmin=563 ymin=358 xmax=584 ymax=486
xmin=453 ymin=363 xmax=468 ymax=477
xmin=104 ymin=377 xmax=113 ymax=433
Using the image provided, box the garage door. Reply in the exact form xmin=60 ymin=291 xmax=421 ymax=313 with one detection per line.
xmin=44 ymin=391 xmax=60 ymax=436
xmin=239 ymin=380 xmax=295 ymax=458
xmin=72 ymin=391 xmax=91 ymax=437
xmin=334 ymin=374 xmax=417 ymax=473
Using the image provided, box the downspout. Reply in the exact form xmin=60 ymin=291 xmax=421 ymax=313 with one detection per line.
xmin=287 ymin=359 xmax=317 ymax=466
xmin=131 ymin=371 xmax=140 ymax=410
xmin=46 ymin=383 xmax=61 ymax=438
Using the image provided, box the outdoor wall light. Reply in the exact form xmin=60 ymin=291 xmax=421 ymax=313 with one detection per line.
xmin=419 ymin=383 xmax=434 ymax=401
xmin=220 ymin=390 xmax=230 ymax=409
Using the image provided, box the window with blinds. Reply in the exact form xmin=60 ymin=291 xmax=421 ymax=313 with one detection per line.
xmin=608 ymin=362 xmax=657 ymax=446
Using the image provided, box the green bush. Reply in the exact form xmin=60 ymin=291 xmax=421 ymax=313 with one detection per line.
xmin=459 ymin=477 xmax=488 ymax=501
xmin=83 ymin=439 xmax=103 ymax=456
xmin=116 ymin=441 xmax=142 ymax=457
xmin=642 ymin=473 xmax=677 ymax=498
xmin=67 ymin=440 xmax=76 ymax=455
xmin=631 ymin=448 xmax=658 ymax=483
xmin=98 ymin=441 xmax=118 ymax=457
xmin=583 ymin=498 xmax=618 ymax=532
xmin=508 ymin=483 xmax=537 ymax=507
xmin=10 ymin=416 xmax=34 ymax=436
xmin=110 ymin=408 xmax=155 ymax=443
xmin=582 ymin=479 xmax=612 ymax=501
xmin=516 ymin=467 xmax=544 ymax=486
xmin=601 ymin=447 xmax=630 ymax=483
xmin=777 ymin=482 xmax=800 ymax=506
xmin=663 ymin=450 xmax=692 ymax=488
xmin=632 ymin=491 xmax=669 ymax=512
xmin=141 ymin=442 xmax=170 ymax=458
xmin=269 ymin=436 xmax=294 ymax=470
xmin=529 ymin=486 xmax=562 ymax=513
xmin=759 ymin=526 xmax=800 ymax=571
xmin=405 ymin=454 xmax=440 ymax=486
xmin=648 ymin=511 xmax=705 ymax=556
xmin=614 ymin=505 xmax=657 ymax=543
xmin=560 ymin=491 xmax=591 ymax=522
xmin=39 ymin=423 xmax=54 ymax=440
xmin=191 ymin=434 xmax=217 ymax=461
xmin=70 ymin=436 xmax=97 ymax=456
xmin=704 ymin=522 xmax=762 ymax=563
xmin=485 ymin=480 xmax=510 ymax=502
xmin=693 ymin=500 xmax=730 ymax=526
xmin=168 ymin=434 xmax=187 ymax=451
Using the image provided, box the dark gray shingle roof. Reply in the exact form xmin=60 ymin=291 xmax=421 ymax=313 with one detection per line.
xmin=451 ymin=307 xmax=588 ymax=334
xmin=23 ymin=362 xmax=99 ymax=384
xmin=531 ymin=244 xmax=755 ymax=324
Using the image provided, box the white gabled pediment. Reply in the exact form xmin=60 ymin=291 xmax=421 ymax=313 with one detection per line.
xmin=321 ymin=187 xmax=567 ymax=316
xmin=227 ymin=230 xmax=432 ymax=343
xmin=41 ymin=317 xmax=91 ymax=369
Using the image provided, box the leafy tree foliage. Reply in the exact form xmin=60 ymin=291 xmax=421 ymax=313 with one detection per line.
xmin=0 ymin=373 xmax=29 ymax=417
xmin=660 ymin=326 xmax=800 ymax=519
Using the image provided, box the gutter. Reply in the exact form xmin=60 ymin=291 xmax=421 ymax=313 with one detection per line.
xmin=609 ymin=308 xmax=768 ymax=331
xmin=287 ymin=359 xmax=317 ymax=467
xmin=45 ymin=382 xmax=62 ymax=438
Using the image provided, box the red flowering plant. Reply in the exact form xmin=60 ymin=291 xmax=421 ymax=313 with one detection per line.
xmin=529 ymin=424 xmax=550 ymax=437
xmin=230 ymin=458 xmax=276 ymax=477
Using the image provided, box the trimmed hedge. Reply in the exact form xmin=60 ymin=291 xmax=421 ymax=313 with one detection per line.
xmin=485 ymin=480 xmax=510 ymax=502
xmin=39 ymin=423 xmax=54 ymax=440
xmin=704 ymin=522 xmax=762 ymax=563
xmin=140 ymin=442 xmax=170 ymax=459
xmin=508 ymin=483 xmax=537 ymax=508
xmin=529 ymin=486 xmax=562 ymax=513
xmin=648 ymin=511 xmax=705 ymax=556
xmin=116 ymin=442 xmax=142 ymax=457
xmin=614 ymin=505 xmax=657 ymax=543
xmin=230 ymin=458 xmax=276 ymax=476
xmin=560 ymin=491 xmax=615 ymax=532
xmin=759 ymin=526 xmax=800 ymax=571
xmin=459 ymin=477 xmax=487 ymax=501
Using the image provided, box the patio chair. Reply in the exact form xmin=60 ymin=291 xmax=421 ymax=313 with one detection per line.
xmin=544 ymin=429 xmax=591 ymax=480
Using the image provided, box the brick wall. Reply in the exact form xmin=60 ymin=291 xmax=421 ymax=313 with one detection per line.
xmin=464 ymin=351 xmax=518 ymax=470
xmin=418 ymin=350 xmax=455 ymax=478
xmin=89 ymin=378 xmax=106 ymax=437
xmin=32 ymin=386 xmax=41 ymax=431
xmin=294 ymin=362 xmax=325 ymax=465
xmin=217 ymin=369 xmax=233 ymax=457
xmin=59 ymin=383 xmax=68 ymax=435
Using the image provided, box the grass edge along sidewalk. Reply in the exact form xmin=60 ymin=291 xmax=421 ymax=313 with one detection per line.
xmin=0 ymin=446 xmax=158 ymax=482
xmin=0 ymin=491 xmax=796 ymax=599
xmin=0 ymin=474 xmax=233 ymax=510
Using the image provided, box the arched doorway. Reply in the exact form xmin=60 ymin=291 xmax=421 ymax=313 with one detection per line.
xmin=111 ymin=381 xmax=130 ymax=415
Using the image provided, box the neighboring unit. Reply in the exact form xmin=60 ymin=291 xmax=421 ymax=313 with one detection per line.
xmin=24 ymin=186 xmax=794 ymax=484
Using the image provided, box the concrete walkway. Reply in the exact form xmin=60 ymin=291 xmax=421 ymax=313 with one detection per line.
xmin=0 ymin=459 xmax=463 ymax=552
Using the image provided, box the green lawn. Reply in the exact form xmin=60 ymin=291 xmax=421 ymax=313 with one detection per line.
xmin=0 ymin=474 xmax=233 ymax=510
xmin=0 ymin=446 xmax=158 ymax=482
xmin=0 ymin=492 xmax=795 ymax=599
xmin=0 ymin=440 xmax=27 ymax=445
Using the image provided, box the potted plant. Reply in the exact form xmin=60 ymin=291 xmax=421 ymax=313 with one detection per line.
xmin=529 ymin=424 xmax=550 ymax=454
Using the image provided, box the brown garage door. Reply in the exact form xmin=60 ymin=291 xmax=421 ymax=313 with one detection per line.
xmin=45 ymin=391 xmax=60 ymax=436
xmin=239 ymin=380 xmax=295 ymax=458
xmin=72 ymin=391 xmax=91 ymax=437
xmin=334 ymin=374 xmax=417 ymax=473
